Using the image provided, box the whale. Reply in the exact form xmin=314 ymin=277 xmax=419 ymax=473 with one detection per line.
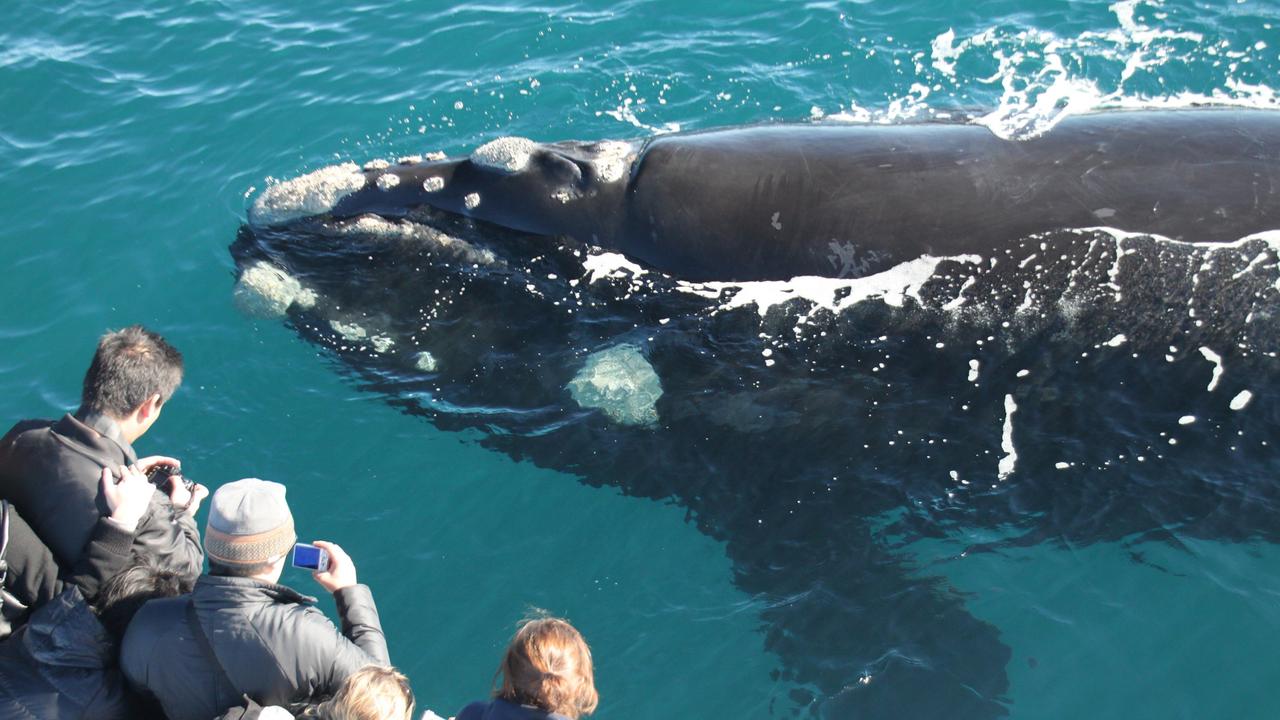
xmin=234 ymin=109 xmax=1280 ymax=719
xmin=249 ymin=108 xmax=1280 ymax=282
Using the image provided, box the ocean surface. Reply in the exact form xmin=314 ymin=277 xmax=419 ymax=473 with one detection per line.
xmin=3 ymin=1 xmax=1280 ymax=718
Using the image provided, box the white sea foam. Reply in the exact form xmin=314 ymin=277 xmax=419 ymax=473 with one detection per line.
xmin=1198 ymin=347 xmax=1224 ymax=391
xmin=233 ymin=261 xmax=318 ymax=318
xmin=998 ymin=394 xmax=1019 ymax=480
xmin=1229 ymin=390 xmax=1253 ymax=411
xmin=677 ymin=255 xmax=982 ymax=317
xmin=568 ymin=344 xmax=663 ymax=426
xmin=582 ymin=252 xmax=649 ymax=284
xmin=250 ymin=163 xmax=366 ymax=226
xmin=471 ymin=137 xmax=537 ymax=173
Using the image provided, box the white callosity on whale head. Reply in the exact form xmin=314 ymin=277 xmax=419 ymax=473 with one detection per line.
xmin=589 ymin=141 xmax=635 ymax=183
xmin=568 ymin=344 xmax=663 ymax=426
xmin=233 ymin=261 xmax=318 ymax=318
xmin=249 ymin=163 xmax=367 ymax=226
xmin=336 ymin=216 xmax=498 ymax=266
xmin=471 ymin=137 xmax=538 ymax=173
xmin=375 ymin=173 xmax=400 ymax=191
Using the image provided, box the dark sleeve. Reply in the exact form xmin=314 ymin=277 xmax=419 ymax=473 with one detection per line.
xmin=456 ymin=701 xmax=488 ymax=720
xmin=130 ymin=491 xmax=204 ymax=582
xmin=4 ymin=509 xmax=133 ymax=612
xmin=290 ymin=584 xmax=390 ymax=696
xmin=333 ymin=584 xmax=390 ymax=665
xmin=2 ymin=508 xmax=62 ymax=612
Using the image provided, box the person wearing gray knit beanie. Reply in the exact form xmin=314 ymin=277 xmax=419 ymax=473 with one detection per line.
xmin=121 ymin=478 xmax=392 ymax=720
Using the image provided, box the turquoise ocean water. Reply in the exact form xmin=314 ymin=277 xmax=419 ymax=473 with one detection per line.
xmin=3 ymin=1 xmax=1280 ymax=718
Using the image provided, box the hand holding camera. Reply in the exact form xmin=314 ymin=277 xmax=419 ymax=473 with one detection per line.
xmin=305 ymin=540 xmax=358 ymax=593
xmin=136 ymin=456 xmax=208 ymax=517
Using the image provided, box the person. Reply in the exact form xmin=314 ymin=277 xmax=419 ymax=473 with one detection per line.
xmin=1 ymin=463 xmax=158 ymax=635
xmin=0 ymin=464 xmax=192 ymax=719
xmin=216 ymin=665 xmax=417 ymax=720
xmin=0 ymin=325 xmax=207 ymax=583
xmin=121 ymin=478 xmax=391 ymax=720
xmin=457 ymin=616 xmax=599 ymax=720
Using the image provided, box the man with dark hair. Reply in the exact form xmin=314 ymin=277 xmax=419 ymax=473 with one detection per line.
xmin=0 ymin=325 xmax=206 ymax=586
xmin=122 ymin=479 xmax=390 ymax=720
xmin=0 ymin=464 xmax=189 ymax=719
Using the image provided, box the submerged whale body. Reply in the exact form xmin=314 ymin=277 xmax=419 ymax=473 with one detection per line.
xmin=235 ymin=109 xmax=1280 ymax=719
xmin=249 ymin=108 xmax=1280 ymax=282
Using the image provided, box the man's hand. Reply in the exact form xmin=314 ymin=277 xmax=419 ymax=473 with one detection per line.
xmin=310 ymin=540 xmax=358 ymax=593
xmin=135 ymin=456 xmax=181 ymax=475
xmin=101 ymin=465 xmax=153 ymax=532
xmin=166 ymin=475 xmax=209 ymax=518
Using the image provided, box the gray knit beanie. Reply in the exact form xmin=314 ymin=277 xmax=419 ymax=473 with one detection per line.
xmin=205 ymin=478 xmax=297 ymax=566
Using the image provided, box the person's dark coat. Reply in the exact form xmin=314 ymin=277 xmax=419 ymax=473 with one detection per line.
xmin=2 ymin=508 xmax=135 ymax=636
xmin=121 ymin=574 xmax=390 ymax=720
xmin=0 ymin=586 xmax=132 ymax=720
xmin=457 ymin=698 xmax=572 ymax=720
xmin=0 ymin=412 xmax=203 ymax=582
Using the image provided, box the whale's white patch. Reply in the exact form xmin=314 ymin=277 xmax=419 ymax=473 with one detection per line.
xmin=233 ymin=261 xmax=318 ymax=318
xmin=771 ymin=212 xmax=782 ymax=231
xmin=363 ymin=159 xmax=391 ymax=171
xmin=589 ymin=141 xmax=635 ymax=183
xmin=997 ymin=393 xmax=1019 ymax=480
xmin=1103 ymin=333 xmax=1127 ymax=347
xmin=422 ymin=176 xmax=445 ymax=193
xmin=330 ymin=321 xmax=367 ymax=341
xmin=1178 ymin=415 xmax=1196 ymax=425
xmin=424 ymin=151 xmax=447 ymax=161
xmin=967 ymin=359 xmax=980 ymax=383
xmin=249 ymin=163 xmax=366 ymax=226
xmin=464 ymin=193 xmax=481 ymax=210
xmin=568 ymin=344 xmax=663 ymax=426
xmin=375 ymin=174 xmax=400 ymax=191
xmin=370 ymin=335 xmax=395 ymax=353
xmin=413 ymin=351 xmax=439 ymax=372
xmin=471 ymin=137 xmax=537 ymax=173
xmin=397 ymin=155 xmax=423 ymax=164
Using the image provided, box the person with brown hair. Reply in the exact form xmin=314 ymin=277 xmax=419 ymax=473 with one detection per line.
xmin=457 ymin=616 xmax=599 ymax=720
xmin=0 ymin=325 xmax=206 ymax=587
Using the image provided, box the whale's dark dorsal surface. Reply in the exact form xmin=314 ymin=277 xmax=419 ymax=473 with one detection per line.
xmin=249 ymin=109 xmax=1280 ymax=282
xmin=236 ymin=108 xmax=1280 ymax=719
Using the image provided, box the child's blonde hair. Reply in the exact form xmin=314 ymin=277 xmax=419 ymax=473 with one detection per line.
xmin=495 ymin=616 xmax=598 ymax=719
xmin=319 ymin=665 xmax=415 ymax=720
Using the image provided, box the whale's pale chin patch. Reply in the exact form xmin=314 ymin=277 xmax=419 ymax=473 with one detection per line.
xmin=568 ymin=344 xmax=663 ymax=426
xmin=471 ymin=137 xmax=537 ymax=173
xmin=249 ymin=163 xmax=367 ymax=226
xmin=233 ymin=261 xmax=318 ymax=318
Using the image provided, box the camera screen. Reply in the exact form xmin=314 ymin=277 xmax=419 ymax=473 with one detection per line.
xmin=291 ymin=543 xmax=324 ymax=570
